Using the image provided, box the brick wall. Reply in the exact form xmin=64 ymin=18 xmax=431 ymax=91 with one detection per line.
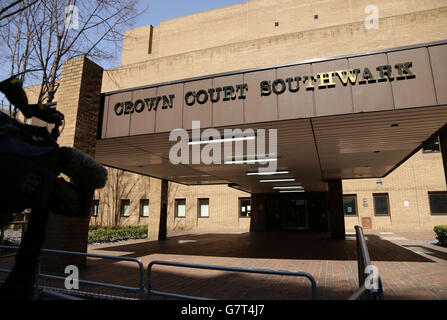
xmin=166 ymin=183 xmax=250 ymax=234
xmin=96 ymin=0 xmax=447 ymax=234
xmin=104 ymin=0 xmax=447 ymax=92
xmin=41 ymin=57 xmax=103 ymax=270
xmin=26 ymin=0 xmax=447 ymax=242
xmin=343 ymin=150 xmax=447 ymax=232
xmin=90 ymin=178 xmax=251 ymax=237
xmin=91 ymin=168 xmax=160 ymax=228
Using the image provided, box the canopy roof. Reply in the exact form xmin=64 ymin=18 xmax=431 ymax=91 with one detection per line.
xmin=96 ymin=42 xmax=447 ymax=193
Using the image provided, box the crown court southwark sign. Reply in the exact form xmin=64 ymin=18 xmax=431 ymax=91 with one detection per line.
xmin=103 ymin=43 xmax=441 ymax=140
xmin=113 ymin=62 xmax=415 ymax=116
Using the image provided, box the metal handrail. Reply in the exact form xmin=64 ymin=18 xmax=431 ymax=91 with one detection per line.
xmin=147 ymin=260 xmax=317 ymax=300
xmin=349 ymin=226 xmax=384 ymax=300
xmin=347 ymin=284 xmax=368 ymax=300
xmin=0 ymin=245 xmax=148 ymax=300
xmin=38 ymin=289 xmax=84 ymax=300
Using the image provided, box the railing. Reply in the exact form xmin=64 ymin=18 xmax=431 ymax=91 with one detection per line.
xmin=1 ymin=248 xmax=318 ymax=300
xmin=348 ymin=226 xmax=384 ymax=300
xmin=2 ymin=230 xmax=388 ymax=301
xmin=38 ymin=288 xmax=84 ymax=300
xmin=147 ymin=260 xmax=317 ymax=300
xmin=0 ymin=245 xmax=148 ymax=300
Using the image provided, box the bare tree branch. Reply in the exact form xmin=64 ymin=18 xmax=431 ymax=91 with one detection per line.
xmin=0 ymin=0 xmax=37 ymax=21
xmin=1 ymin=0 xmax=145 ymax=108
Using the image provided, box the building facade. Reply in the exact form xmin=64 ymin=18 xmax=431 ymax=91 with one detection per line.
xmin=24 ymin=0 xmax=447 ymax=241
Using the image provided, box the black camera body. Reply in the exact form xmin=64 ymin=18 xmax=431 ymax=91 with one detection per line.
xmin=0 ymin=76 xmax=107 ymax=299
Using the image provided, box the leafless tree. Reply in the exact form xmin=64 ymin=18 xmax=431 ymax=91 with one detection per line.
xmin=0 ymin=0 xmax=38 ymax=23
xmin=0 ymin=0 xmax=39 ymax=116
xmin=1 ymin=0 xmax=145 ymax=113
xmin=96 ymin=167 xmax=144 ymax=226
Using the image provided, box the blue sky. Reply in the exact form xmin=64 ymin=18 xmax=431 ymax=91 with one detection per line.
xmin=135 ymin=0 xmax=247 ymax=28
xmin=103 ymin=0 xmax=248 ymax=69
xmin=0 ymin=0 xmax=247 ymax=110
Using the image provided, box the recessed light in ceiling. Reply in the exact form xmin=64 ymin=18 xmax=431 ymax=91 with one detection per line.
xmin=225 ymin=157 xmax=277 ymax=164
xmin=273 ymin=185 xmax=304 ymax=189
xmin=189 ymin=135 xmax=256 ymax=145
xmin=247 ymin=170 xmax=290 ymax=176
xmin=260 ymin=178 xmax=295 ymax=183
xmin=279 ymin=190 xmax=305 ymax=193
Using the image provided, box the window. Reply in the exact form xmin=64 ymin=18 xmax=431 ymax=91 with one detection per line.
xmin=373 ymin=194 xmax=390 ymax=216
xmin=175 ymin=199 xmax=186 ymax=218
xmin=140 ymin=199 xmax=149 ymax=217
xmin=343 ymin=195 xmax=357 ymax=216
xmin=429 ymin=192 xmax=447 ymax=215
xmin=91 ymin=200 xmax=99 ymax=217
xmin=239 ymin=198 xmax=251 ymax=217
xmin=198 ymin=199 xmax=209 ymax=218
xmin=120 ymin=199 xmax=130 ymax=217
xmin=423 ymin=136 xmax=440 ymax=153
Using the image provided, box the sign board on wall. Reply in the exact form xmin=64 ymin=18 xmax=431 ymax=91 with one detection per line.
xmin=101 ymin=45 xmax=446 ymax=139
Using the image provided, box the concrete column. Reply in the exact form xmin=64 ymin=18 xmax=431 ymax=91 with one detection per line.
xmin=41 ymin=57 xmax=103 ymax=270
xmin=249 ymin=194 xmax=266 ymax=232
xmin=439 ymin=127 xmax=447 ymax=188
xmin=327 ymin=180 xmax=346 ymax=239
xmin=158 ymin=179 xmax=169 ymax=240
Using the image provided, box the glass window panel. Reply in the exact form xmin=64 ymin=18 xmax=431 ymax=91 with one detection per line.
xmin=422 ymin=136 xmax=440 ymax=153
xmin=176 ymin=199 xmax=186 ymax=218
xmin=343 ymin=196 xmax=357 ymax=216
xmin=121 ymin=200 xmax=130 ymax=217
xmin=429 ymin=193 xmax=447 ymax=215
xmin=91 ymin=200 xmax=99 ymax=217
xmin=199 ymin=199 xmax=209 ymax=217
xmin=374 ymin=195 xmax=390 ymax=216
xmin=140 ymin=199 xmax=149 ymax=217
xmin=240 ymin=199 xmax=251 ymax=217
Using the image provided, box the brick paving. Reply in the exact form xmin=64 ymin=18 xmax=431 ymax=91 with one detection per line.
xmin=1 ymin=231 xmax=446 ymax=299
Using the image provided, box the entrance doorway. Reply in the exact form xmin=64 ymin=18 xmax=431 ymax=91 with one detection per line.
xmin=265 ymin=193 xmax=328 ymax=232
xmin=267 ymin=196 xmax=310 ymax=231
xmin=284 ymin=199 xmax=308 ymax=231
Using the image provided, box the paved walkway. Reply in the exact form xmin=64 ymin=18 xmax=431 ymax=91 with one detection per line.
xmin=84 ymin=231 xmax=447 ymax=300
xmin=1 ymin=231 xmax=446 ymax=299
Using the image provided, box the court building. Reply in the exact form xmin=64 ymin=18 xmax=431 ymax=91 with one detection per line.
xmin=24 ymin=0 xmax=447 ymax=253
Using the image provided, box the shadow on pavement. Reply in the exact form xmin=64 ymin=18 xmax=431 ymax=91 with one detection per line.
xmin=95 ymin=232 xmax=433 ymax=262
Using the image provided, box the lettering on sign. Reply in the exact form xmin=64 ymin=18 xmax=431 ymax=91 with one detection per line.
xmin=113 ymin=62 xmax=415 ymax=116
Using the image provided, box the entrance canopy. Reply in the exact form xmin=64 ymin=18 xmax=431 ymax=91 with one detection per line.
xmin=96 ymin=42 xmax=447 ymax=194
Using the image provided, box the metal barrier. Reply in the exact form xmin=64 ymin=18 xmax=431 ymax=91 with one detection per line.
xmin=348 ymin=226 xmax=384 ymax=300
xmin=38 ymin=288 xmax=84 ymax=300
xmin=0 ymin=245 xmax=148 ymax=300
xmin=1 ymin=244 xmax=318 ymax=300
xmin=147 ymin=260 xmax=317 ymax=300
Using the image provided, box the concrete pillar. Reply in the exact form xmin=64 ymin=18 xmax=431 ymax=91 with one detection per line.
xmin=439 ymin=127 xmax=447 ymax=188
xmin=250 ymin=194 xmax=266 ymax=232
xmin=327 ymin=180 xmax=346 ymax=239
xmin=41 ymin=57 xmax=103 ymax=270
xmin=158 ymin=179 xmax=169 ymax=240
